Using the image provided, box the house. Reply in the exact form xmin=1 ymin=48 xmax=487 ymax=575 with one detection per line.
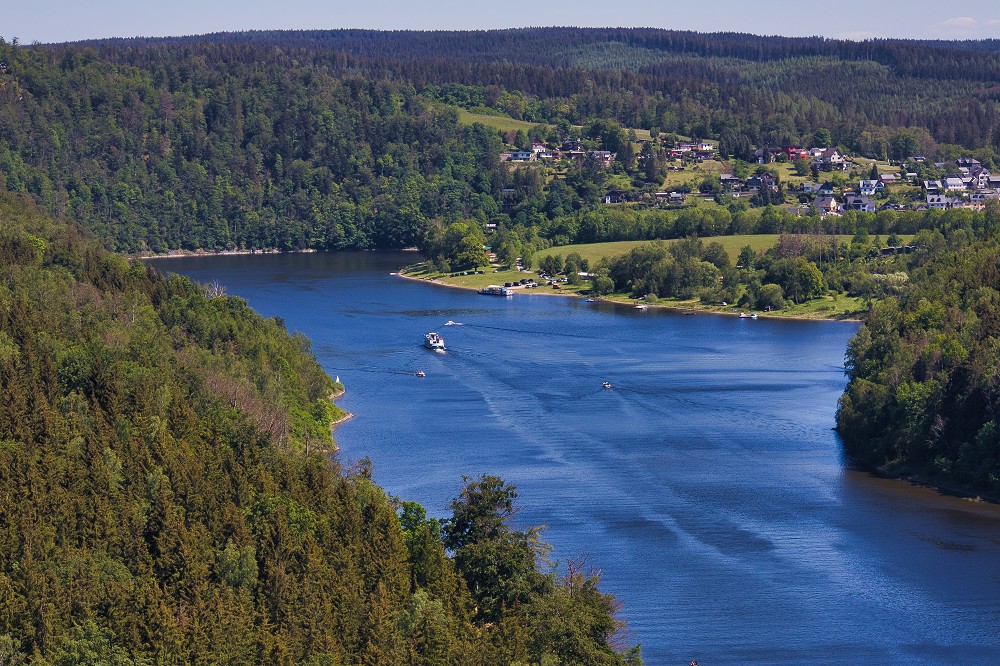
xmin=817 ymin=182 xmax=837 ymax=195
xmin=510 ymin=151 xmax=534 ymax=162
xmin=879 ymin=173 xmax=897 ymax=185
xmin=927 ymin=194 xmax=957 ymax=210
xmin=800 ymin=181 xmax=823 ymax=193
xmin=590 ymin=151 xmax=616 ymax=167
xmin=655 ymin=191 xmax=687 ymax=205
xmin=858 ymin=180 xmax=883 ymax=196
xmin=846 ymin=195 xmax=877 ymax=212
xmin=943 ymin=177 xmax=966 ymax=191
xmin=923 ymin=180 xmax=943 ymax=193
xmin=531 ymin=140 xmax=546 ymax=154
xmin=561 ymin=139 xmax=583 ymax=152
xmin=968 ymin=167 xmax=992 ymax=190
xmin=813 ymin=196 xmax=842 ymax=215
xmin=720 ymin=174 xmax=743 ymax=192
xmin=971 ymin=190 xmax=999 ymax=207
xmin=745 ymin=173 xmax=777 ymax=192
xmin=816 ymin=148 xmax=846 ymax=169
xmin=956 ymin=157 xmax=982 ymax=169
xmin=604 ymin=190 xmax=628 ymax=204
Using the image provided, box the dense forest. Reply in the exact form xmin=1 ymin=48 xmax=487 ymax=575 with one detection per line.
xmin=837 ymin=203 xmax=1000 ymax=495
xmin=0 ymin=190 xmax=638 ymax=664
xmin=1 ymin=29 xmax=1000 ymax=253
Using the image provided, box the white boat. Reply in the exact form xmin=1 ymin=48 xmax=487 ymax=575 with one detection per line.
xmin=603 ymin=381 xmax=612 ymax=390
xmin=424 ymin=332 xmax=445 ymax=351
xmin=416 ymin=370 xmax=426 ymax=377
xmin=479 ymin=285 xmax=514 ymax=296
xmin=635 ymin=303 xmax=648 ymax=310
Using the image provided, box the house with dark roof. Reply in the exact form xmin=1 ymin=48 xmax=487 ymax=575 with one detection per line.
xmin=846 ymin=196 xmax=877 ymax=213
xmin=813 ymin=196 xmax=842 ymax=215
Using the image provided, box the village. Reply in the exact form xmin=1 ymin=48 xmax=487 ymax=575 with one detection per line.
xmin=499 ymin=133 xmax=1000 ymax=216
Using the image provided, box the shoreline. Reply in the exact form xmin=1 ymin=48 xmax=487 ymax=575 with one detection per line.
xmin=852 ymin=463 xmax=1000 ymax=506
xmin=329 ymin=388 xmax=353 ymax=435
xmin=138 ymin=247 xmax=421 ymax=260
xmin=395 ymin=269 xmax=862 ymax=323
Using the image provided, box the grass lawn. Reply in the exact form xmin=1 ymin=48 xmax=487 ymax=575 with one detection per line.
xmin=452 ymin=106 xmax=658 ymax=144
xmin=454 ymin=108 xmax=543 ymax=134
xmin=530 ymin=233 xmax=901 ymax=266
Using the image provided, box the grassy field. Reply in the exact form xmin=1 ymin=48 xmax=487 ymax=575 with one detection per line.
xmin=530 ymin=233 xmax=897 ymax=265
xmin=455 ymin=108 xmax=543 ymax=134
xmin=453 ymin=107 xmax=657 ymax=143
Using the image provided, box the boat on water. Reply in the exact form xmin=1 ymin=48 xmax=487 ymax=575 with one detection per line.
xmin=635 ymin=303 xmax=648 ymax=310
xmin=416 ymin=370 xmax=426 ymax=377
xmin=424 ymin=332 xmax=446 ymax=351
xmin=739 ymin=311 xmax=757 ymax=319
xmin=603 ymin=381 xmax=612 ymax=390
xmin=479 ymin=285 xmax=514 ymax=296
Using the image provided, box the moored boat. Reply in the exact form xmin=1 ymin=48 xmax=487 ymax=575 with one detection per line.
xmin=479 ymin=285 xmax=514 ymax=296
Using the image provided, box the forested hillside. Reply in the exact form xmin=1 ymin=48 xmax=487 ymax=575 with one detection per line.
xmin=0 ymin=191 xmax=636 ymax=664
xmin=1 ymin=29 xmax=999 ymax=254
xmin=837 ymin=206 xmax=1000 ymax=496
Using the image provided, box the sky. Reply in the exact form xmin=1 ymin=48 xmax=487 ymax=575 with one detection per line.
xmin=4 ymin=1 xmax=1000 ymax=44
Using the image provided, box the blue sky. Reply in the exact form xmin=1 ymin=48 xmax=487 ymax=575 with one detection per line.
xmin=6 ymin=1 xmax=1000 ymax=44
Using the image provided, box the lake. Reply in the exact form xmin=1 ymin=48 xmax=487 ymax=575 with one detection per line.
xmin=156 ymin=250 xmax=1000 ymax=665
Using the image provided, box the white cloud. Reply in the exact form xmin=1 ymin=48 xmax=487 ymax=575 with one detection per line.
xmin=941 ymin=16 xmax=976 ymax=27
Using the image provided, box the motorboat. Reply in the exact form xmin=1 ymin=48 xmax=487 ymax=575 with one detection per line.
xmin=416 ymin=370 xmax=426 ymax=377
xmin=603 ymin=381 xmax=612 ymax=390
xmin=424 ymin=332 xmax=445 ymax=351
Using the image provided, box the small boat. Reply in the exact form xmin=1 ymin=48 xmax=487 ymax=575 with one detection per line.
xmin=738 ymin=312 xmax=751 ymax=318
xmin=586 ymin=298 xmax=597 ymax=302
xmin=603 ymin=381 xmax=612 ymax=390
xmin=416 ymin=370 xmax=426 ymax=377
xmin=635 ymin=303 xmax=648 ymax=310
xmin=750 ymin=312 xmax=758 ymax=319
xmin=424 ymin=332 xmax=446 ymax=351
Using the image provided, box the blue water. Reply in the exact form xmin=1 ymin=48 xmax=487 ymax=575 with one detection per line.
xmin=156 ymin=251 xmax=1000 ymax=665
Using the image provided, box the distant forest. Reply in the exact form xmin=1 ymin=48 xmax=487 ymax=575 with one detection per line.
xmin=0 ymin=28 xmax=998 ymax=253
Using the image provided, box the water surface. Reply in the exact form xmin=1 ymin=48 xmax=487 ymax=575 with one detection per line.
xmin=157 ymin=251 xmax=1000 ymax=665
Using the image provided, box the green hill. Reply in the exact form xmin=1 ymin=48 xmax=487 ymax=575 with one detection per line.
xmin=0 ymin=191 xmax=636 ymax=664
